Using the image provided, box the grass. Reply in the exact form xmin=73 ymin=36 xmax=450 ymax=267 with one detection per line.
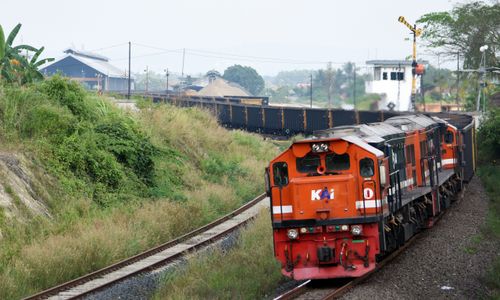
xmin=0 ymin=77 xmax=280 ymax=299
xmin=476 ymin=108 xmax=500 ymax=298
xmin=155 ymin=210 xmax=283 ymax=300
xmin=477 ymin=164 xmax=500 ymax=298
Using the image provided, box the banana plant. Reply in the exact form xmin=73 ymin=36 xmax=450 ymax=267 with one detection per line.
xmin=0 ymin=25 xmax=5 ymax=60
xmin=0 ymin=23 xmax=53 ymax=83
xmin=23 ymin=46 xmax=54 ymax=82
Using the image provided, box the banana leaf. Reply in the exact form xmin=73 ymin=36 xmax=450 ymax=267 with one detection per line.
xmin=30 ymin=46 xmax=44 ymax=64
xmin=13 ymin=44 xmax=38 ymax=52
xmin=34 ymin=57 xmax=54 ymax=68
xmin=0 ymin=25 xmax=5 ymax=60
xmin=6 ymin=23 xmax=21 ymax=46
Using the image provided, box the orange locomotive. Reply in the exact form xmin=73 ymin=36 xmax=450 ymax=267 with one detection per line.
xmin=265 ymin=114 xmax=475 ymax=280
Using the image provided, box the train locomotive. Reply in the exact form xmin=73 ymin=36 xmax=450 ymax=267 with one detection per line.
xmin=265 ymin=114 xmax=476 ymax=280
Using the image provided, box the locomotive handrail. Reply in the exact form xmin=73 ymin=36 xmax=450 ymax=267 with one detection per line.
xmin=387 ymin=170 xmax=402 ymax=213
xmin=361 ymin=179 xmax=378 ymax=217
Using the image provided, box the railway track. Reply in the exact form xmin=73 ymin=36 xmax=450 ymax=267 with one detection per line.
xmin=274 ymin=186 xmax=466 ymax=300
xmin=25 ymin=194 xmax=268 ymax=300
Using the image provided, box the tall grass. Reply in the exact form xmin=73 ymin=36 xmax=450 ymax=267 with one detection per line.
xmin=0 ymin=78 xmax=279 ymax=299
xmin=477 ymin=108 xmax=500 ymax=298
xmin=155 ymin=210 xmax=283 ymax=300
xmin=478 ymin=165 xmax=500 ymax=298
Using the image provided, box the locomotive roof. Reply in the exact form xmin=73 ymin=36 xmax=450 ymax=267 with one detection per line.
xmin=312 ymin=122 xmax=404 ymax=147
xmin=384 ymin=114 xmax=437 ymax=130
xmin=297 ymin=133 xmax=385 ymax=158
xmin=306 ymin=114 xmax=442 ymax=154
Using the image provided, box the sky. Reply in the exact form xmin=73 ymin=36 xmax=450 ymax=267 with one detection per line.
xmin=1 ymin=0 xmax=462 ymax=76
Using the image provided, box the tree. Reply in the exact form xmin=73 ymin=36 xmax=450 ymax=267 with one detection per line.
xmin=222 ymin=65 xmax=265 ymax=95
xmin=274 ymin=69 xmax=313 ymax=86
xmin=417 ymin=2 xmax=500 ymax=69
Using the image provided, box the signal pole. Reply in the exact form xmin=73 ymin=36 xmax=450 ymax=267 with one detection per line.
xmin=398 ymin=16 xmax=422 ymax=112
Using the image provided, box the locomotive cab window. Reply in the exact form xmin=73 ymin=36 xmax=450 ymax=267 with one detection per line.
xmin=444 ymin=131 xmax=454 ymax=144
xmin=359 ymin=158 xmax=374 ymax=177
xmin=326 ymin=153 xmax=350 ymax=171
xmin=273 ymin=162 xmax=289 ymax=186
xmin=296 ymin=154 xmax=320 ymax=173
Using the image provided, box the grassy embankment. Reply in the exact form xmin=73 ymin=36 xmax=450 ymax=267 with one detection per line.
xmin=476 ymin=108 xmax=500 ymax=298
xmin=155 ymin=211 xmax=283 ymax=300
xmin=0 ymin=76 xmax=278 ymax=299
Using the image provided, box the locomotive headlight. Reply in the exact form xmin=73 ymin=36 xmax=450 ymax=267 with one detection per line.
xmin=311 ymin=142 xmax=329 ymax=153
xmin=287 ymin=229 xmax=299 ymax=240
xmin=341 ymin=224 xmax=349 ymax=231
xmin=300 ymin=227 xmax=308 ymax=234
xmin=351 ymin=225 xmax=363 ymax=236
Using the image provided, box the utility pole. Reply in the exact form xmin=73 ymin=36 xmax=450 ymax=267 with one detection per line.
xmin=397 ymin=63 xmax=401 ymax=105
xmin=353 ymin=64 xmax=357 ymax=110
xmin=181 ymin=48 xmax=186 ymax=78
xmin=398 ymin=16 xmax=422 ymax=112
xmin=438 ymin=54 xmax=442 ymax=112
xmin=144 ymin=66 xmax=149 ymax=94
xmin=127 ymin=41 xmax=131 ymax=99
xmin=455 ymin=52 xmax=460 ymax=109
xmin=164 ymin=68 xmax=170 ymax=96
xmin=421 ymin=71 xmax=425 ymax=112
xmin=310 ymin=73 xmax=313 ymax=108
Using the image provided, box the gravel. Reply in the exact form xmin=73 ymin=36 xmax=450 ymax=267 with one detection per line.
xmin=340 ymin=176 xmax=499 ymax=300
xmin=83 ymin=230 xmax=241 ymax=300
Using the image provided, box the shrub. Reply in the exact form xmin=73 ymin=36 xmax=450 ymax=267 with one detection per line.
xmin=95 ymin=120 xmax=156 ymax=186
xmin=478 ymin=108 xmax=500 ymax=162
xmin=38 ymin=75 xmax=92 ymax=119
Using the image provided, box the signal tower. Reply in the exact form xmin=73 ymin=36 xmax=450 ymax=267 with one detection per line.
xmin=398 ymin=16 xmax=424 ymax=111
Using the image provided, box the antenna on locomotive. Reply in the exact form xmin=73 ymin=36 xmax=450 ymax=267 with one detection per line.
xmin=398 ymin=16 xmax=423 ymax=112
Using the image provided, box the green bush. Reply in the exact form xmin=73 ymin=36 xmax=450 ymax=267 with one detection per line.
xmin=477 ymin=110 xmax=500 ymax=298
xmin=95 ymin=120 xmax=156 ymax=186
xmin=201 ymin=152 xmax=246 ymax=184
xmin=38 ymin=75 xmax=92 ymax=119
xmin=0 ymin=76 xmax=279 ymax=299
xmin=478 ymin=108 xmax=500 ymax=162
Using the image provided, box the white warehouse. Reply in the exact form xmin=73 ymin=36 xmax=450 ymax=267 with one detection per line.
xmin=365 ymin=60 xmax=426 ymax=112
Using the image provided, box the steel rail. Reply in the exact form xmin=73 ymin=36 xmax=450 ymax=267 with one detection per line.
xmin=25 ymin=194 xmax=267 ymax=300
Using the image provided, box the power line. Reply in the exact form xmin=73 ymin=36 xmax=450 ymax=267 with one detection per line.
xmin=128 ymin=42 xmax=359 ymax=65
xmin=185 ymin=48 xmax=333 ymax=64
xmin=88 ymin=42 xmax=129 ymax=52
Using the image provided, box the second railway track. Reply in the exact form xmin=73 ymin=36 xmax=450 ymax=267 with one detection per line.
xmin=25 ymin=194 xmax=269 ymax=300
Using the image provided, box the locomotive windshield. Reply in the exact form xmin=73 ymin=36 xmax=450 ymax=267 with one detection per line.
xmin=359 ymin=158 xmax=374 ymax=177
xmin=326 ymin=153 xmax=350 ymax=171
xmin=272 ymin=162 xmax=289 ymax=186
xmin=296 ymin=154 xmax=320 ymax=173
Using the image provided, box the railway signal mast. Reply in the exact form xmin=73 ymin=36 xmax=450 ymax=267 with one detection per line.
xmin=398 ymin=16 xmax=423 ymax=111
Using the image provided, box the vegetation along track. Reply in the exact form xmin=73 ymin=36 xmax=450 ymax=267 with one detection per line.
xmin=25 ymin=194 xmax=268 ymax=300
xmin=275 ymin=187 xmax=466 ymax=300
